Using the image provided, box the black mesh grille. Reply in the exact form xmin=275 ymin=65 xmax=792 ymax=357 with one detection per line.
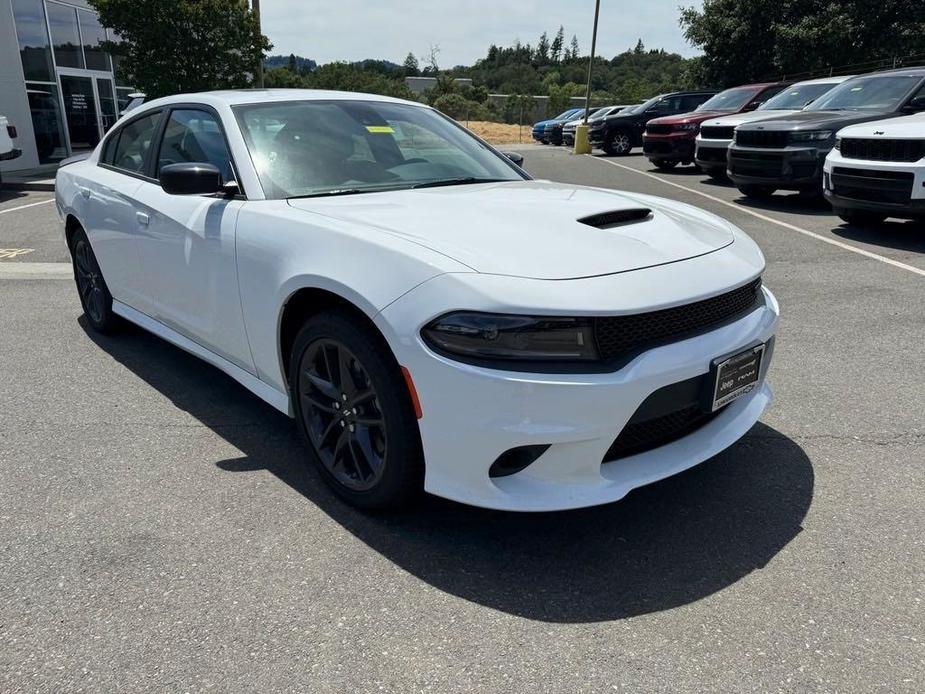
xmin=697 ymin=146 xmax=728 ymax=163
xmin=578 ymin=208 xmax=652 ymax=228
xmin=736 ymin=130 xmax=789 ymax=148
xmin=831 ymin=167 xmax=914 ymax=204
xmin=840 ymin=138 xmax=925 ymax=163
xmin=646 ymin=123 xmax=673 ymax=135
xmin=604 ymin=406 xmax=722 ymax=461
xmin=701 ymin=125 xmax=735 ymax=140
xmin=593 ymin=278 xmax=762 ymax=363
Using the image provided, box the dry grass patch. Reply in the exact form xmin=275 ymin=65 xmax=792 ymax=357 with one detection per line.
xmin=464 ymin=121 xmax=532 ymax=145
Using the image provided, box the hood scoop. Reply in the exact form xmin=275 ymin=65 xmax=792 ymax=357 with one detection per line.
xmin=578 ymin=208 xmax=652 ymax=229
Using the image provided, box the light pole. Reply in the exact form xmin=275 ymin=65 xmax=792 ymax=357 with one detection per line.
xmin=574 ymin=0 xmax=601 ymax=154
xmin=252 ymin=0 xmax=264 ymax=88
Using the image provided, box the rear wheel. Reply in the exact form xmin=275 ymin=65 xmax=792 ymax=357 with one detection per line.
xmin=738 ymin=184 xmax=776 ymax=199
xmin=290 ymin=311 xmax=424 ymax=510
xmin=603 ymin=129 xmax=632 ymax=156
xmin=836 ymin=209 xmax=887 ymax=226
xmin=71 ymin=227 xmax=119 ymax=333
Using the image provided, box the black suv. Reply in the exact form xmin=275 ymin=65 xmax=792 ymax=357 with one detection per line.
xmin=728 ymin=68 xmax=925 ymax=198
xmin=589 ymin=91 xmax=717 ymax=155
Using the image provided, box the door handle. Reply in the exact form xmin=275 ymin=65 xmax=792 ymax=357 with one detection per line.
xmin=136 ymin=211 xmax=150 ymax=227
xmin=80 ymin=187 xmax=91 ymax=199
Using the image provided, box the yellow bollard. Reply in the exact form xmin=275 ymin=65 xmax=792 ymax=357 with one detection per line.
xmin=573 ymin=124 xmax=592 ymax=154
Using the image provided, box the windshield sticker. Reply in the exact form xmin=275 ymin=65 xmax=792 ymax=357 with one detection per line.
xmin=366 ymin=125 xmax=395 ymax=134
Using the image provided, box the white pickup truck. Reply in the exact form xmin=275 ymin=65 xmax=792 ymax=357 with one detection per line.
xmin=0 ymin=114 xmax=23 ymax=191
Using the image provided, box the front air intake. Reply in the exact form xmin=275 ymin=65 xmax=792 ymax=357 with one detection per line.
xmin=578 ymin=208 xmax=652 ymax=229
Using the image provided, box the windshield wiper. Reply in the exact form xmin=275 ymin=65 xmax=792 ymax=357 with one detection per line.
xmin=411 ymin=177 xmax=508 ymax=190
xmin=288 ymin=188 xmax=371 ymax=199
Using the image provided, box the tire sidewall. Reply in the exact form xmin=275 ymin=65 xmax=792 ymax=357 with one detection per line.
xmin=71 ymin=227 xmax=118 ymax=333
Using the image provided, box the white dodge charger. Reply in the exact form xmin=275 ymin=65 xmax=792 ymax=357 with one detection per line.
xmin=55 ymin=89 xmax=778 ymax=512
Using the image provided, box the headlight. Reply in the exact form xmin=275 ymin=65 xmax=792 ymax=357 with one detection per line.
xmin=789 ymin=130 xmax=833 ymax=142
xmin=422 ymin=312 xmax=598 ymax=363
xmin=675 ymin=123 xmax=700 ymax=131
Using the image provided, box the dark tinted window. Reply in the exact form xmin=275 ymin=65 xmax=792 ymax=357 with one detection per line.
xmin=11 ymin=0 xmax=54 ymax=81
xmin=156 ymin=109 xmax=233 ymax=181
xmin=47 ymin=2 xmax=83 ymax=69
xmin=108 ymin=111 xmax=161 ymax=173
xmin=681 ymin=94 xmax=711 ymax=111
xmin=78 ymin=10 xmax=110 ymax=71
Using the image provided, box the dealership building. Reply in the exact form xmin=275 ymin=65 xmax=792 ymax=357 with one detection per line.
xmin=1 ymin=0 xmax=134 ymax=172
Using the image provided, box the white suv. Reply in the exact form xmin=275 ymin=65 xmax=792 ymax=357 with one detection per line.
xmin=824 ymin=112 xmax=925 ymax=225
xmin=0 ymin=115 xmax=23 ymax=192
xmin=694 ymin=76 xmax=851 ymax=179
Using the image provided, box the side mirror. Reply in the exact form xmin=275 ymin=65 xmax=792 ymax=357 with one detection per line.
xmin=904 ymin=95 xmax=925 ymax=113
xmin=159 ymin=162 xmax=224 ymax=195
xmin=503 ymin=152 xmax=524 ymax=167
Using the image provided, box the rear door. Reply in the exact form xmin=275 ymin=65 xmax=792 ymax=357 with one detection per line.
xmin=131 ymin=105 xmax=254 ymax=373
xmin=85 ymin=108 xmax=162 ymax=315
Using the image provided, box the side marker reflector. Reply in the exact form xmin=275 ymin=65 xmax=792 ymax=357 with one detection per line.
xmin=401 ymin=366 xmax=423 ymax=419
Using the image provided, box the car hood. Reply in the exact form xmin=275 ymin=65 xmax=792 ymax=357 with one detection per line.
xmin=703 ymin=110 xmax=802 ymax=127
xmin=649 ymin=110 xmax=737 ymax=126
xmin=736 ymin=109 xmax=896 ymax=131
xmin=837 ymin=112 xmax=925 ymax=138
xmin=287 ymin=181 xmax=735 ymax=280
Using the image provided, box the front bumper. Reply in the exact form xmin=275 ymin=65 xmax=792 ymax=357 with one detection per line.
xmin=376 ymin=259 xmax=778 ymax=512
xmin=643 ymin=133 xmax=696 ymax=162
xmin=728 ymin=144 xmax=828 ymax=190
xmin=823 ymin=153 xmax=925 ymax=219
xmin=694 ymin=139 xmax=732 ymax=172
xmin=588 ymin=128 xmax=607 ymax=146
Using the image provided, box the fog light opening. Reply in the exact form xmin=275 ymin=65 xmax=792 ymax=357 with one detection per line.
xmin=488 ymin=444 xmax=551 ymax=478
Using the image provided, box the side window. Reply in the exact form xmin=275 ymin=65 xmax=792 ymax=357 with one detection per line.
xmin=682 ymin=95 xmax=707 ymax=111
xmin=156 ymin=109 xmax=234 ymax=182
xmin=109 ymin=111 xmax=160 ymax=174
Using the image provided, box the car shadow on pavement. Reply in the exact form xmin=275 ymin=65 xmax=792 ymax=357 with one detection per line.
xmin=81 ymin=318 xmax=814 ymax=624
xmin=832 ymin=220 xmax=925 ymax=254
xmin=0 ymin=189 xmax=30 ymax=204
xmin=734 ymin=194 xmax=834 ymax=218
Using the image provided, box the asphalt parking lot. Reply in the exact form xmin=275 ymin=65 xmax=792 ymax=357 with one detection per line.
xmin=1 ymin=149 xmax=923 ymax=692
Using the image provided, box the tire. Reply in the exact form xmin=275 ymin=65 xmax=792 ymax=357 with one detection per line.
xmin=71 ymin=227 xmax=120 ymax=333
xmin=706 ymin=168 xmax=727 ymax=181
xmin=836 ymin=209 xmax=887 ymax=226
xmin=603 ymin=129 xmax=633 ymax=156
xmin=653 ymin=160 xmax=679 ymax=171
xmin=289 ymin=310 xmax=424 ymax=510
xmin=738 ymin=185 xmax=776 ymax=199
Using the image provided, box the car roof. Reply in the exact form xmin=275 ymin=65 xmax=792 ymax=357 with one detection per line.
xmin=136 ymin=88 xmax=424 ymax=111
xmin=856 ymin=66 xmax=925 ymax=78
xmin=788 ymin=75 xmax=854 ymax=85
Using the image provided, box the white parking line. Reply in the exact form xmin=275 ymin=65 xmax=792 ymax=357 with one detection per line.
xmin=0 ymin=198 xmax=55 ymax=215
xmin=590 ymin=156 xmax=925 ymax=279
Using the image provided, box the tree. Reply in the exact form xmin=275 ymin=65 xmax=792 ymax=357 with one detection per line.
xmin=536 ymin=32 xmax=550 ymax=65
xmin=680 ymin=0 xmax=925 ymax=86
xmin=551 ymin=26 xmax=565 ymax=63
xmin=569 ymin=35 xmax=580 ymax=60
xmin=287 ymin=53 xmax=297 ymax=72
xmin=91 ymin=0 xmax=271 ymax=99
xmin=403 ymin=52 xmax=419 ymax=77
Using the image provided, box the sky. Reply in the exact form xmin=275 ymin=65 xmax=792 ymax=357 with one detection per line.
xmin=260 ymin=0 xmax=704 ymax=67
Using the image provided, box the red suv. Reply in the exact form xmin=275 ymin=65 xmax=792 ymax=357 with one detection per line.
xmin=642 ymin=82 xmax=790 ymax=170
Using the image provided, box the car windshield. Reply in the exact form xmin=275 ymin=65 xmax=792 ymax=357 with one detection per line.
xmin=758 ymin=82 xmax=840 ymax=110
xmin=626 ymin=95 xmax=665 ymax=114
xmin=553 ymin=109 xmax=578 ymax=120
xmin=696 ymin=87 xmax=759 ymax=112
xmin=234 ymin=100 xmax=526 ymax=199
xmin=806 ymin=74 xmax=920 ymax=111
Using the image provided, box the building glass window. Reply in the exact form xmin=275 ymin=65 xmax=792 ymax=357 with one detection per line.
xmin=11 ymin=0 xmax=55 ymax=82
xmin=78 ymin=10 xmax=110 ymax=71
xmin=47 ymin=2 xmax=85 ymax=70
xmin=25 ymin=83 xmax=68 ymax=164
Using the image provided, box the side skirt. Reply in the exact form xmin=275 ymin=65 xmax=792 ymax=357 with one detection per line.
xmin=112 ymin=300 xmax=293 ymax=416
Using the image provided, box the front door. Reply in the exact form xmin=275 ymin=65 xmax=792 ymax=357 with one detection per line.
xmin=132 ymin=106 xmax=254 ymax=373
xmin=59 ymin=74 xmax=100 ymax=151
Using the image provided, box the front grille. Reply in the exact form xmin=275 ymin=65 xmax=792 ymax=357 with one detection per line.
xmin=840 ymin=138 xmax=925 ymax=163
xmin=593 ymin=278 xmax=762 ymax=364
xmin=736 ymin=130 xmax=789 ymax=148
xmin=646 ymin=124 xmax=673 ymax=135
xmin=700 ymin=125 xmax=735 ymax=140
xmin=604 ymin=405 xmax=722 ymax=461
xmin=831 ymin=166 xmax=914 ymax=204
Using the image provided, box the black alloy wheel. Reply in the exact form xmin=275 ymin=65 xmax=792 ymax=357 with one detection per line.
xmin=605 ymin=129 xmax=633 ymax=156
xmin=290 ymin=311 xmax=424 ymax=509
xmin=298 ymin=338 xmax=387 ymax=492
xmin=71 ymin=228 xmax=118 ymax=333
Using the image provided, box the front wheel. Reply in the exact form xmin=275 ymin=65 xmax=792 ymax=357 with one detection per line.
xmin=290 ymin=311 xmax=424 ymax=510
xmin=653 ymin=160 xmax=679 ymax=171
xmin=71 ymin=227 xmax=119 ymax=333
xmin=603 ymin=129 xmax=633 ymax=156
xmin=836 ymin=209 xmax=887 ymax=226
